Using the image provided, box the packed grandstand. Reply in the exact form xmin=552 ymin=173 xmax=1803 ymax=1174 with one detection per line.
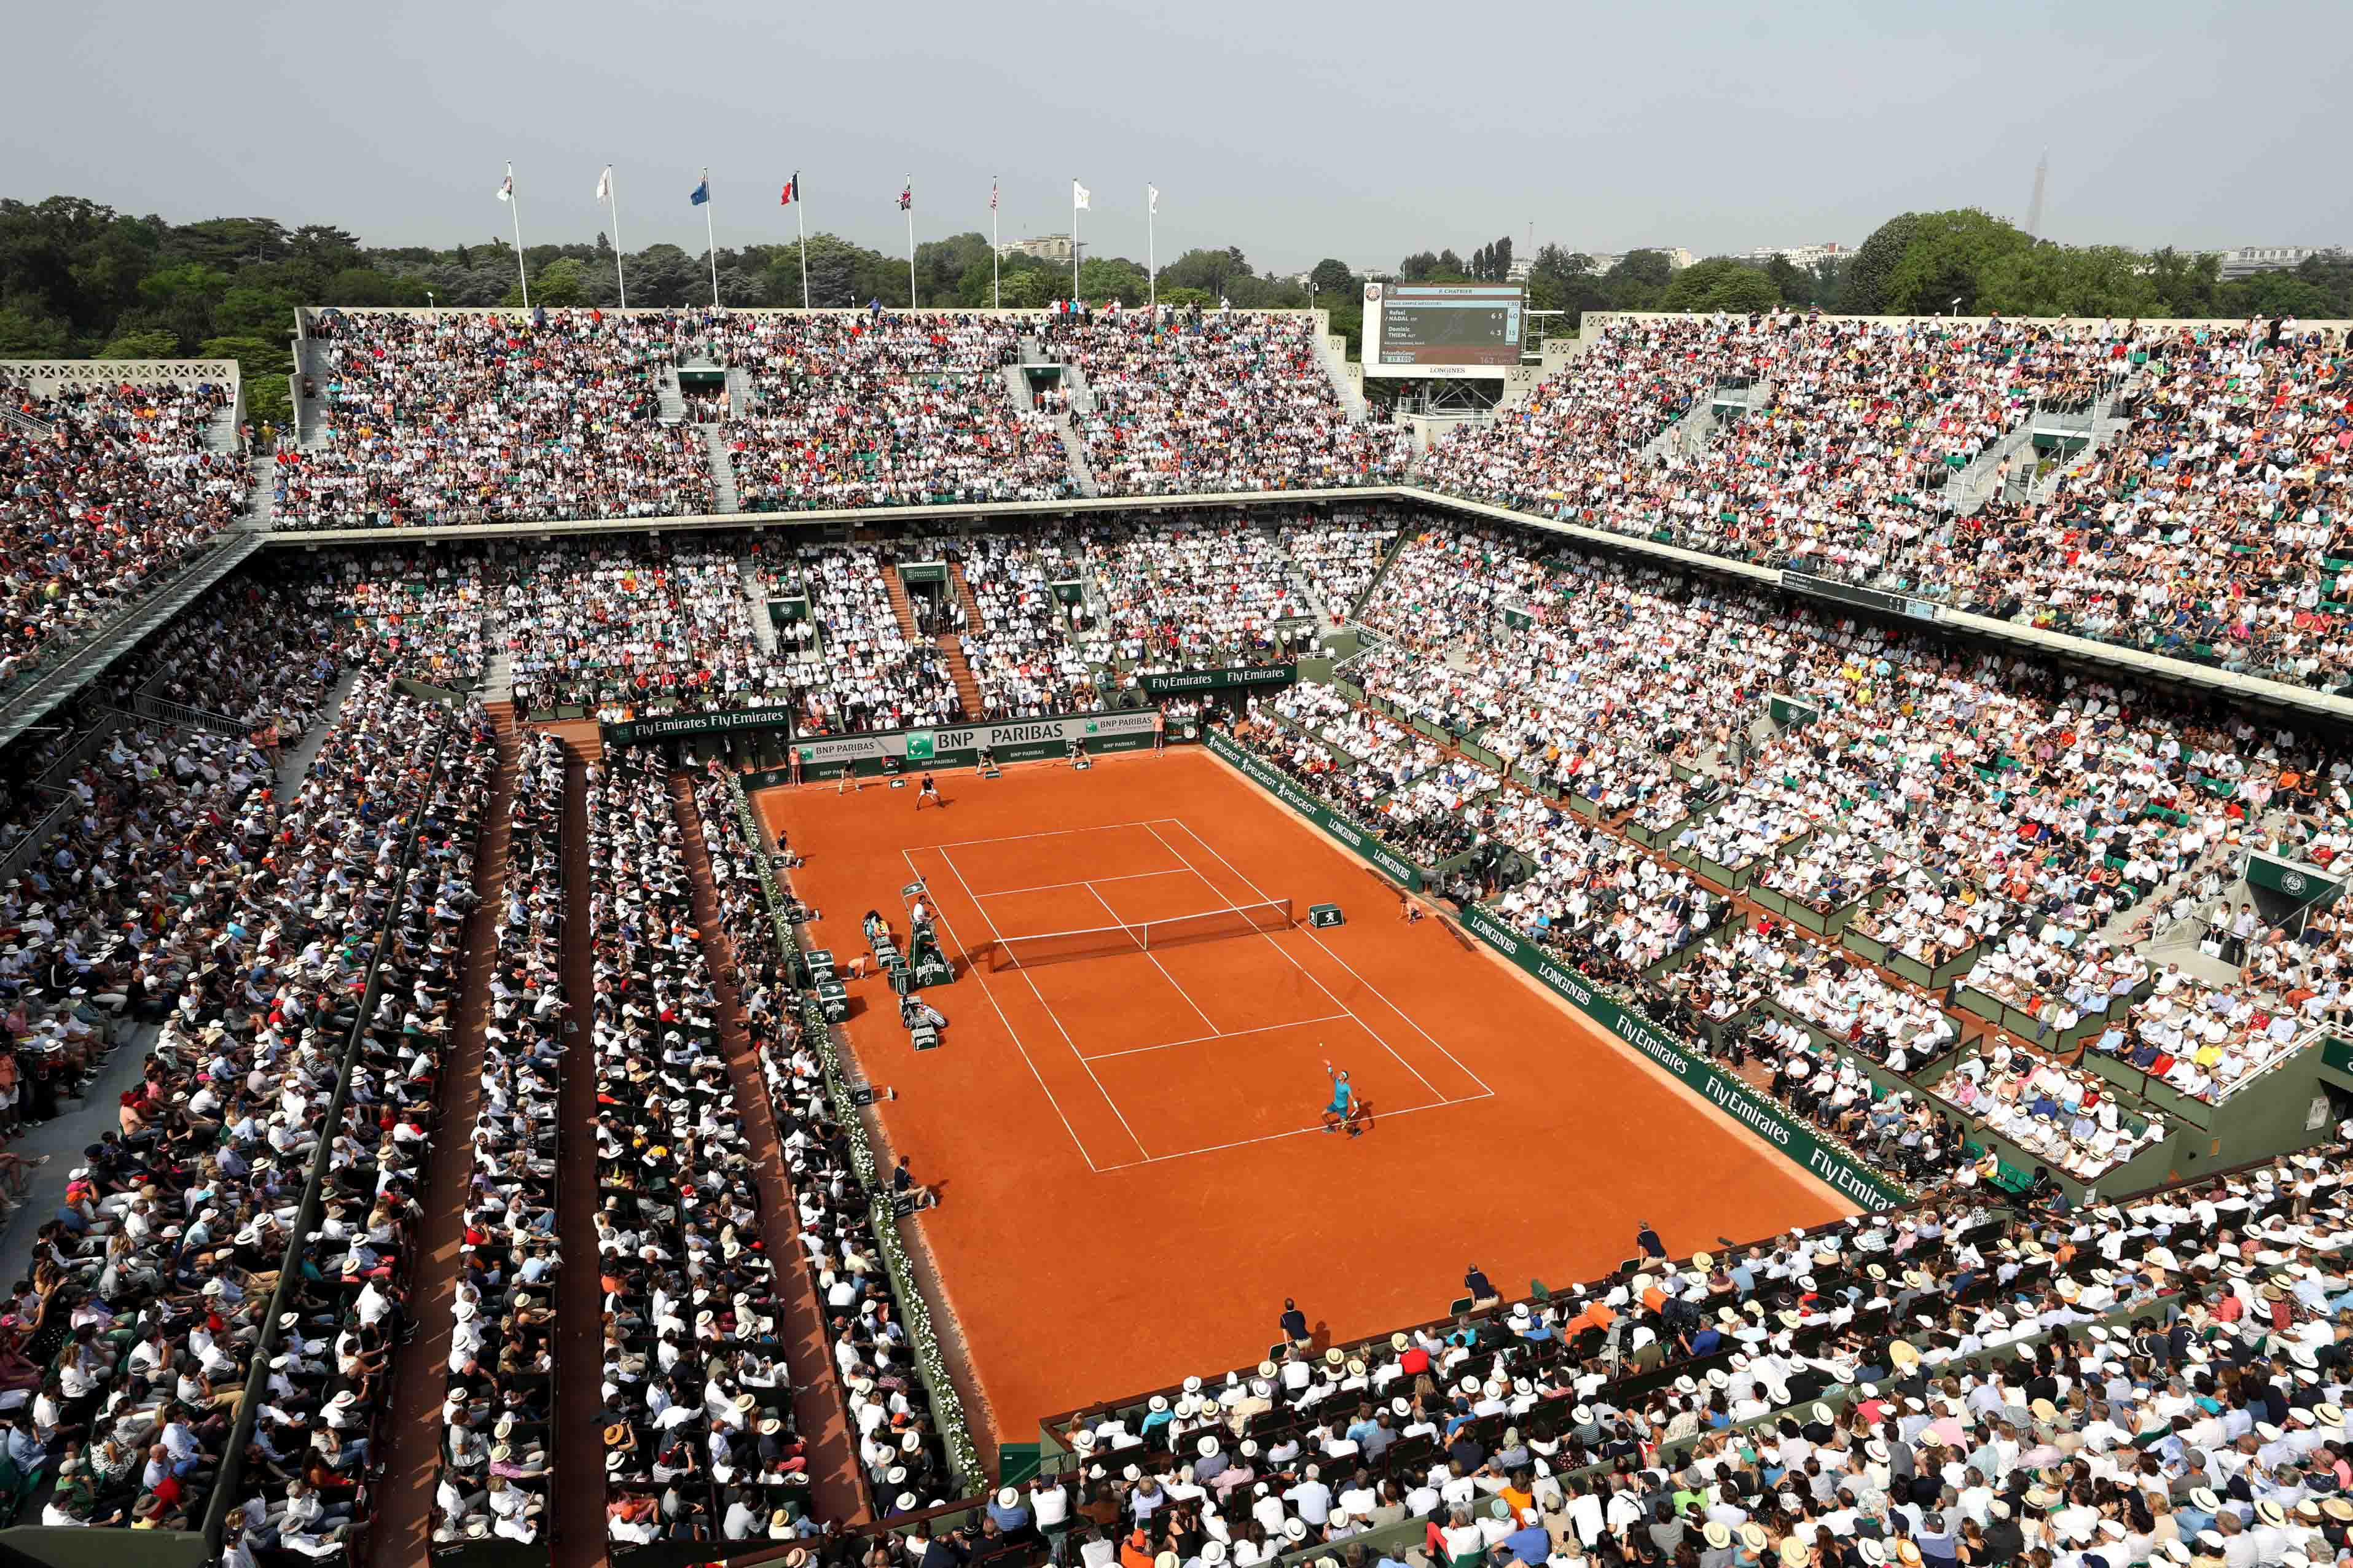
xmin=0 ymin=300 xmax=2350 ymax=1568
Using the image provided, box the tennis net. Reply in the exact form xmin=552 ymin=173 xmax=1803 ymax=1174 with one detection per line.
xmin=983 ymin=899 xmax=1293 ymax=972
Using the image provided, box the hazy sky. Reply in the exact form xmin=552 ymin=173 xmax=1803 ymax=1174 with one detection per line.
xmin=18 ymin=0 xmax=2351 ymax=277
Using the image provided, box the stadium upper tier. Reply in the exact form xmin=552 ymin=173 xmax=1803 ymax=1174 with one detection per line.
xmin=256 ymin=306 xmax=2349 ymax=698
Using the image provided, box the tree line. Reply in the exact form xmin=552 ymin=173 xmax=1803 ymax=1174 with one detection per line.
xmin=3 ymin=196 xmax=2346 ymax=427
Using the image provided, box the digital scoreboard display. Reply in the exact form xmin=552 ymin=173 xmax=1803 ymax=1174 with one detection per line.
xmin=1364 ymin=283 xmax=1524 ymax=377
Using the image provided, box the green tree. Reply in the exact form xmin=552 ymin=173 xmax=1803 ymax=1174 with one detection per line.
xmin=1076 ymin=255 xmax=1148 ymax=306
xmin=1879 ymin=209 xmax=2034 ymax=315
xmin=0 ymin=306 xmax=71 ymax=356
xmin=198 ymin=335 xmax=293 ymax=427
xmin=1600 ymin=250 xmax=1674 ymax=310
xmin=1436 ymin=248 xmax=1465 ymax=277
xmin=1844 ymin=213 xmax=1923 ymax=314
xmin=1760 ymin=255 xmax=1810 ymax=307
xmin=998 ymin=268 xmax=1060 ymax=309
xmin=1308 ymin=259 xmax=1355 ymax=298
xmin=1398 ymin=251 xmax=1438 ymax=281
xmin=95 ymin=329 xmax=182 ymax=359
xmin=1979 ymin=244 xmax=2161 ymax=318
xmin=1661 ymin=258 xmax=1780 ymax=313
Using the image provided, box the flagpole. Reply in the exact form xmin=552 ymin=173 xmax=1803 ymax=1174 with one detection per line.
xmin=507 ymin=162 xmax=530 ymax=308
xmin=795 ymin=176 xmax=809 ymax=310
xmin=606 ymin=168 xmax=627 ymax=309
xmin=1148 ymin=184 xmax=1156 ymax=312
xmin=703 ymin=168 xmax=721 ymax=309
xmin=906 ymin=174 xmax=917 ymax=309
xmin=1071 ymin=177 xmax=1080 ymax=303
xmin=992 ymin=178 xmax=1000 ymax=311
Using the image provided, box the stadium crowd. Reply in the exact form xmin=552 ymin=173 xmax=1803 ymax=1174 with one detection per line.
xmin=1046 ymin=310 xmax=1411 ymax=495
xmin=432 ymin=732 xmax=563 ymax=1547
xmin=276 ymin=309 xmax=713 ymax=529
xmin=699 ymin=313 xmax=1076 ymax=510
xmin=689 ymin=762 xmax=960 ymax=1519
xmin=1 ymin=375 xmax=248 ymax=695
xmin=1028 ymin=1144 xmax=2353 ymax=1568
xmin=587 ymin=749 xmax=823 ymax=1545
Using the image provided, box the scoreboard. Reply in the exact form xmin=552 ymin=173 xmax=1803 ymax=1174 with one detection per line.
xmin=1362 ymin=282 xmax=1525 ymax=378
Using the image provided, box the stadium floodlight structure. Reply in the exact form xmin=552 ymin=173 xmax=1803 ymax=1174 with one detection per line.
xmin=984 ymin=899 xmax=1293 ymax=971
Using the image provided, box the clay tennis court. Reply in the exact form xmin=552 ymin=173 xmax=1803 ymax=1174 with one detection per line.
xmin=754 ymin=746 xmax=1850 ymax=1446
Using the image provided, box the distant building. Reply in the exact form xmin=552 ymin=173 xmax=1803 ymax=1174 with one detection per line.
xmin=1581 ymin=247 xmax=1695 ymax=273
xmin=1745 ymin=243 xmax=1847 ymax=270
xmin=1506 ymin=257 xmax=1533 ymax=282
xmin=998 ymin=233 xmax=1075 ymax=263
xmin=2215 ymin=244 xmax=2340 ymax=279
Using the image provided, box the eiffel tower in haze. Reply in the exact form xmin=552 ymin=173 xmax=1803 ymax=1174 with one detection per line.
xmin=2026 ymin=150 xmax=2048 ymax=239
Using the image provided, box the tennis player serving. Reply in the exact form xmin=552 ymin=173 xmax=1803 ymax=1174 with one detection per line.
xmin=1321 ymin=1058 xmax=1360 ymax=1137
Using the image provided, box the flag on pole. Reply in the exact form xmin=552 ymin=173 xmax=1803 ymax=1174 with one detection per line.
xmin=1148 ymin=184 xmax=1159 ymax=215
xmin=596 ymin=167 xmax=613 ymax=203
xmin=1072 ymin=181 xmax=1090 ymax=210
xmin=496 ymin=170 xmax=514 ymax=202
xmin=990 ymin=178 xmax=998 ymax=211
xmin=690 ymin=176 xmax=711 ymax=206
xmin=780 ymin=173 xmax=797 ymax=208
xmin=898 ymin=181 xmax=912 ymax=212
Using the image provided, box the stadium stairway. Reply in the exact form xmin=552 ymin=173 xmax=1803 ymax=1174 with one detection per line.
xmin=744 ymin=558 xmax=779 ymax=653
xmin=1948 ymin=421 xmax=2038 ymax=517
xmin=882 ymin=561 xmax=921 ymax=639
xmin=1062 ymin=360 xmax=1098 ymax=413
xmin=666 ymin=772 xmax=871 ymax=1525
xmin=364 ymin=727 xmax=520 ymax=1568
xmin=1315 ymin=329 xmax=1368 ymax=421
xmin=204 ymin=403 xmax=242 ymax=454
xmin=243 ymin=451 xmax=277 ymax=528
xmin=939 ymin=633 xmax=984 ymax=720
xmin=703 ymin=426 xmax=741 ymax=512
xmin=1003 ymin=362 xmax=1036 ymax=413
xmin=657 ymin=364 xmax=689 ymax=423
xmin=726 ymin=364 xmax=756 ymax=417
xmin=1054 ymin=413 xmax=1102 ymax=496
xmin=291 ymin=335 xmax=334 ymax=447
xmin=1346 ymin=526 xmax=1419 ymax=619
xmin=550 ymin=751 xmax=616 ymax=1568
xmin=274 ymin=666 xmax=361 ymax=799
xmin=950 ymin=561 xmax=984 ymax=625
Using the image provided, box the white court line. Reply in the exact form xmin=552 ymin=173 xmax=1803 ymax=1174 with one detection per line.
xmin=934 ymin=844 xmax=1152 ymax=1162
xmin=1156 ymin=816 xmax=1498 ymax=1099
xmin=1084 ymin=1012 xmax=1349 ymax=1063
xmin=1092 ymin=1094 xmax=1486 ymax=1171
xmin=1078 ymin=878 xmax=1223 ymax=1038
xmin=901 ymin=846 xmax=1107 ymax=1175
xmin=1143 ymin=820 xmax=1445 ymax=1103
xmin=923 ymin=821 xmax=1166 ymax=853
xmin=976 ymin=868 xmax=1191 ymax=900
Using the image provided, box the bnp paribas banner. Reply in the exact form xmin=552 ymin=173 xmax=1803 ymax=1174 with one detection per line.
xmin=793 ymin=710 xmax=1162 ymax=777
xmin=1203 ymin=728 xmax=1426 ymax=891
xmin=1454 ymin=905 xmax=1908 ymax=1213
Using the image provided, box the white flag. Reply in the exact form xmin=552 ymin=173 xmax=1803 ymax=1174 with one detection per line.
xmin=496 ymin=166 xmax=514 ymax=202
xmin=1148 ymin=184 xmax=1159 ymax=215
xmin=596 ymin=166 xmax=613 ymax=203
xmin=1072 ymin=180 xmax=1090 ymax=211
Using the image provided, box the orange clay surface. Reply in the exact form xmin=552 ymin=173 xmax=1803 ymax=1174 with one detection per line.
xmin=753 ymin=746 xmax=1849 ymax=1445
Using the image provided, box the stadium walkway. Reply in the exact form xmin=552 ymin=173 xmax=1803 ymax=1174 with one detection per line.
xmin=369 ymin=728 xmax=519 ymax=1568
xmin=668 ymin=770 xmax=869 ymax=1525
xmin=554 ymin=749 xmax=614 ymax=1568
